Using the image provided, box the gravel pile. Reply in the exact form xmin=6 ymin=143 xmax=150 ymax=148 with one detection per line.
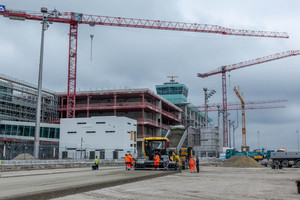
xmin=13 ymin=153 xmax=36 ymax=160
xmin=222 ymin=155 xmax=262 ymax=168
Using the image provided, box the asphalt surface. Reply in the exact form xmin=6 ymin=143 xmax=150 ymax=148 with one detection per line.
xmin=0 ymin=166 xmax=179 ymax=200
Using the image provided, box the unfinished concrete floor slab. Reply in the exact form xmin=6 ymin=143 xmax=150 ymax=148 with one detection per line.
xmin=54 ymin=166 xmax=300 ymax=200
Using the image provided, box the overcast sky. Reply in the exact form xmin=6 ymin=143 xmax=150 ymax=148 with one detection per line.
xmin=0 ymin=0 xmax=299 ymax=151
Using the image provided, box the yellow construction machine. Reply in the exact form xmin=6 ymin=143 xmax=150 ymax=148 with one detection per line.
xmin=179 ymin=147 xmax=194 ymax=169
xmin=134 ymin=137 xmax=181 ymax=170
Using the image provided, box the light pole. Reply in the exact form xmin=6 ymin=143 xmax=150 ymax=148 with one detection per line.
xmin=257 ymin=131 xmax=260 ymax=149
xmin=232 ymin=110 xmax=238 ymax=149
xmin=217 ymin=105 xmax=220 ymax=129
xmin=34 ymin=8 xmax=60 ymax=159
xmin=80 ymin=137 xmax=84 ymax=159
xmin=228 ymin=120 xmax=235 ymax=148
xmin=228 ymin=120 xmax=231 ymax=148
xmin=203 ymin=88 xmax=216 ymax=127
xmin=297 ymin=130 xmax=299 ymax=152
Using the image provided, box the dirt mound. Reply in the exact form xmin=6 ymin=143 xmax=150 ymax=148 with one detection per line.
xmin=222 ymin=155 xmax=262 ymax=168
xmin=13 ymin=153 xmax=36 ymax=160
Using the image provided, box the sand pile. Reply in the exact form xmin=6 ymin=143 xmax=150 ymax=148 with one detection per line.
xmin=222 ymin=155 xmax=262 ymax=168
xmin=13 ymin=153 xmax=36 ymax=160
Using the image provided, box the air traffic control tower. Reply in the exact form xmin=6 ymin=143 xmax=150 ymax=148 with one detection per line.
xmin=155 ymin=77 xmax=210 ymax=128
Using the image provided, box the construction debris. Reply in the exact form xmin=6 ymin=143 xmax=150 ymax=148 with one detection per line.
xmin=222 ymin=155 xmax=262 ymax=168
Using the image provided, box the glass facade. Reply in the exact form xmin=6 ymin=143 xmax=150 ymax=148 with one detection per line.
xmin=0 ymin=124 xmax=59 ymax=139
xmin=156 ymin=84 xmax=189 ymax=104
xmin=0 ymin=85 xmax=13 ymax=101
xmin=156 ymin=85 xmax=188 ymax=97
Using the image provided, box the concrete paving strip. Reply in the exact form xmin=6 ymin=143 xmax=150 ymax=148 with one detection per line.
xmin=52 ymin=167 xmax=300 ymax=200
xmin=0 ymin=167 xmax=180 ymax=200
xmin=0 ymin=166 xmax=120 ymax=178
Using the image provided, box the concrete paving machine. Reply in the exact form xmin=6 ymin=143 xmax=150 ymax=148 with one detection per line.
xmin=134 ymin=126 xmax=190 ymax=170
xmin=134 ymin=137 xmax=181 ymax=170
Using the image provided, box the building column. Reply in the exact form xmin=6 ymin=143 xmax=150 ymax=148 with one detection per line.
xmin=87 ymin=95 xmax=90 ymax=118
xmin=189 ymin=108 xmax=192 ymax=127
xmin=142 ymin=93 xmax=145 ymax=138
xmin=61 ymin=97 xmax=64 ymax=118
xmin=151 ymin=98 xmax=155 ymax=137
xmin=113 ymin=94 xmax=117 ymax=116
xmin=193 ymin=112 xmax=196 ymax=128
xmin=156 ymin=99 xmax=162 ymax=136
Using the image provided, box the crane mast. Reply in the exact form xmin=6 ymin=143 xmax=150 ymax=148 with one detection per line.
xmin=233 ymin=87 xmax=249 ymax=152
xmin=0 ymin=6 xmax=290 ymax=119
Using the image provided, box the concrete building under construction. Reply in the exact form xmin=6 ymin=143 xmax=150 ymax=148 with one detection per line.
xmin=0 ymin=74 xmax=60 ymax=159
xmin=58 ymin=89 xmax=182 ymax=156
xmin=0 ymin=73 xmax=59 ymax=122
xmin=0 ymin=72 xmax=221 ymax=159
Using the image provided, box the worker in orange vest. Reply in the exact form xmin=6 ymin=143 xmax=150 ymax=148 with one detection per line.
xmin=189 ymin=156 xmax=196 ymax=173
xmin=129 ymin=154 xmax=135 ymax=169
xmin=153 ymin=153 xmax=160 ymax=171
xmin=124 ymin=154 xmax=131 ymax=170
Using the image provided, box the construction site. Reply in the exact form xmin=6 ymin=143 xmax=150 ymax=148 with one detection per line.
xmin=0 ymin=1 xmax=300 ymax=199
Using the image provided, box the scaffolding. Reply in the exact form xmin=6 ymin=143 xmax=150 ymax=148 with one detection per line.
xmin=194 ymin=127 xmax=221 ymax=157
xmin=0 ymin=73 xmax=59 ymax=123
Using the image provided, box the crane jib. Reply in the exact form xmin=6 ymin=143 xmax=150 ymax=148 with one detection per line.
xmin=0 ymin=4 xmax=291 ymax=121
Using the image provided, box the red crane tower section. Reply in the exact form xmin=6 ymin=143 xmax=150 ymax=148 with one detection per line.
xmin=0 ymin=6 xmax=289 ymax=119
xmin=198 ymin=50 xmax=300 ymax=147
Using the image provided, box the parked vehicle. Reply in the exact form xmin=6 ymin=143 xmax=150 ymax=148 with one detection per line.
xmin=270 ymin=152 xmax=300 ymax=168
xmin=225 ymin=148 xmax=264 ymax=161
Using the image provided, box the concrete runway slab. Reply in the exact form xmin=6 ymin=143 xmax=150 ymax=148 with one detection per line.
xmin=0 ymin=166 xmax=178 ymax=200
xmin=53 ymin=166 xmax=300 ymax=200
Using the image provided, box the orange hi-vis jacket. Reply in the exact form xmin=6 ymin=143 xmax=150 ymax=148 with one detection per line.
xmin=189 ymin=158 xmax=195 ymax=165
xmin=129 ymin=155 xmax=134 ymax=164
xmin=125 ymin=155 xmax=131 ymax=163
xmin=154 ymin=155 xmax=160 ymax=163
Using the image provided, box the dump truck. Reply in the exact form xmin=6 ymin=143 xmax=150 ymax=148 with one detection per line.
xmin=270 ymin=152 xmax=300 ymax=168
xmin=165 ymin=125 xmax=194 ymax=169
xmin=225 ymin=148 xmax=264 ymax=161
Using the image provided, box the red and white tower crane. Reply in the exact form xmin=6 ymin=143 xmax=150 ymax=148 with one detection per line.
xmin=197 ymin=50 xmax=300 ymax=147
xmin=0 ymin=5 xmax=289 ymax=119
xmin=197 ymin=99 xmax=288 ymax=109
xmin=202 ymin=105 xmax=286 ymax=112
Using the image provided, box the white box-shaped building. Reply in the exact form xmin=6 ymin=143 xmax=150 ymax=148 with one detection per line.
xmin=59 ymin=116 xmax=137 ymax=159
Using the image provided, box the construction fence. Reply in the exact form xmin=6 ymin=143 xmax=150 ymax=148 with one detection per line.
xmin=0 ymin=141 xmax=136 ymax=160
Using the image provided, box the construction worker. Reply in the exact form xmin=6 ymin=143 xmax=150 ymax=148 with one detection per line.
xmin=125 ymin=154 xmax=131 ymax=170
xmin=196 ymin=156 xmax=200 ymax=173
xmin=162 ymin=154 xmax=169 ymax=172
xmin=189 ymin=156 xmax=196 ymax=173
xmin=94 ymin=156 xmax=99 ymax=170
xmin=129 ymin=154 xmax=135 ymax=169
xmin=153 ymin=153 xmax=160 ymax=171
